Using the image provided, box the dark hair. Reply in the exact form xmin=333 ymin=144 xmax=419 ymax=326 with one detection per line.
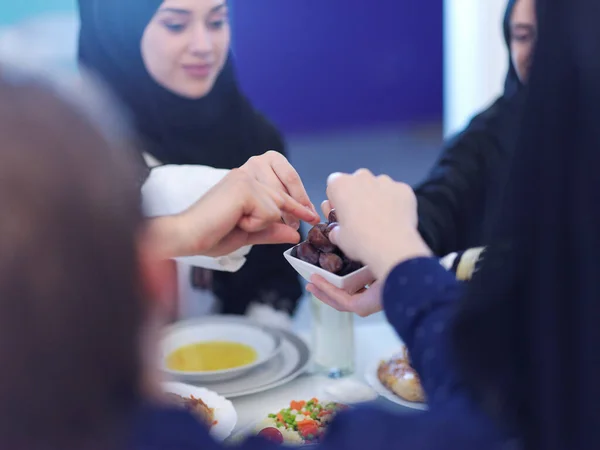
xmin=0 ymin=67 xmax=145 ymax=449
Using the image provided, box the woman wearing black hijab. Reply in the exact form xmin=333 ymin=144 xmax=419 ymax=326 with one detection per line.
xmin=307 ymin=0 xmax=535 ymax=305
xmin=415 ymin=0 xmax=536 ymax=257
xmin=77 ymin=0 xmax=306 ymax=322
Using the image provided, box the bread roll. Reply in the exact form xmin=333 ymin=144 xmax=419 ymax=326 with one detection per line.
xmin=377 ymin=356 xmax=425 ymax=403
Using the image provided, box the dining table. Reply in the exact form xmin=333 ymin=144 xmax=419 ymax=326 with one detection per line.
xmin=229 ymin=305 xmax=416 ymax=433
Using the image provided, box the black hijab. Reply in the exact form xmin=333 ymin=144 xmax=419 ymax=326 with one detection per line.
xmin=77 ymin=0 xmax=302 ymax=317
xmin=502 ymin=0 xmax=523 ymax=97
xmin=461 ymin=0 xmax=524 ymax=134
xmin=415 ymin=0 xmax=527 ymax=256
xmin=77 ymin=0 xmax=283 ymax=169
xmin=453 ymin=0 xmax=600 ymax=448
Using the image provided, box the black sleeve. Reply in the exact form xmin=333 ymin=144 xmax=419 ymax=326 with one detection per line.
xmin=212 ymin=244 xmax=303 ymax=316
xmin=415 ymin=101 xmax=507 ymax=256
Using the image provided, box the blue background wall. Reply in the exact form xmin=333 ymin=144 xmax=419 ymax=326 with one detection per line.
xmin=231 ymin=0 xmax=443 ymax=133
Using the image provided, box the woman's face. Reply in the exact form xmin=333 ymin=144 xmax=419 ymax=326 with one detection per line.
xmin=509 ymin=0 xmax=537 ymax=83
xmin=141 ymin=0 xmax=230 ymax=99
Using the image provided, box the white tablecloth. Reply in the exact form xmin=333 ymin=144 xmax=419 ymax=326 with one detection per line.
xmin=230 ymin=320 xmax=413 ymax=433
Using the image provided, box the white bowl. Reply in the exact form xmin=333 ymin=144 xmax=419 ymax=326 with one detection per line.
xmin=284 ymin=247 xmax=374 ymax=294
xmin=162 ymin=382 xmax=238 ymax=440
xmin=162 ymin=320 xmax=281 ymax=383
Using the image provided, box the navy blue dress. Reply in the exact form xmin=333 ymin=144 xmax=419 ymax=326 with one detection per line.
xmin=132 ymin=258 xmax=507 ymax=449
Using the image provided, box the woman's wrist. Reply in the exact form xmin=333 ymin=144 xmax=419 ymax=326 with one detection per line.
xmin=147 ymin=215 xmax=194 ymax=259
xmin=368 ymin=231 xmax=433 ymax=280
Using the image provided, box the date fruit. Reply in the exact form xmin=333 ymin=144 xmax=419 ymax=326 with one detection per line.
xmin=325 ymin=222 xmax=338 ymax=238
xmin=328 ymin=209 xmax=338 ymax=224
xmin=295 ymin=242 xmax=320 ymax=265
xmin=339 ymin=260 xmax=363 ymax=276
xmin=308 ymin=223 xmax=336 ymax=252
xmin=319 ymin=252 xmax=344 ymax=274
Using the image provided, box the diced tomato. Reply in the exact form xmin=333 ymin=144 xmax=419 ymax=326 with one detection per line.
xmin=318 ymin=411 xmax=331 ymax=417
xmin=276 ymin=413 xmax=284 ymax=423
xmin=296 ymin=419 xmax=316 ymax=427
xmin=298 ymin=420 xmax=319 ymax=439
xmin=299 ymin=425 xmax=319 ymax=438
xmin=311 ymin=398 xmax=319 ymax=403
xmin=290 ymin=400 xmax=306 ymax=410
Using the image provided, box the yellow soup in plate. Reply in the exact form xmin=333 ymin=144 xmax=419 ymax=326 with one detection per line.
xmin=166 ymin=341 xmax=258 ymax=372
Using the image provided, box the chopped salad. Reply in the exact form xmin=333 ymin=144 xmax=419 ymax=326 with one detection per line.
xmin=257 ymin=399 xmax=348 ymax=445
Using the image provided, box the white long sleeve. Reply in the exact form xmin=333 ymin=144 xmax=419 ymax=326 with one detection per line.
xmin=141 ymin=164 xmax=251 ymax=272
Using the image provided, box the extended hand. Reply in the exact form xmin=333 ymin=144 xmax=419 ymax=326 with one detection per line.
xmin=152 ymin=169 xmax=317 ymax=258
xmin=239 ymin=151 xmax=319 ymax=228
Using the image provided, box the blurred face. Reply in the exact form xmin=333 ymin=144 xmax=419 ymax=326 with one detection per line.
xmin=509 ymin=0 xmax=537 ymax=83
xmin=141 ymin=0 xmax=230 ymax=99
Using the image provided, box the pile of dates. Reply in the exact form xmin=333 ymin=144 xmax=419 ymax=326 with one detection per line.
xmin=291 ymin=209 xmax=363 ymax=275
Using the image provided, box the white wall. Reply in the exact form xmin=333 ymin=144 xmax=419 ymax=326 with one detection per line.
xmin=443 ymin=0 xmax=509 ymax=136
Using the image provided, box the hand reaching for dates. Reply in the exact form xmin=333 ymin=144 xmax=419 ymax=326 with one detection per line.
xmin=325 ymin=169 xmax=432 ymax=280
xmin=291 ymin=208 xmax=364 ymax=275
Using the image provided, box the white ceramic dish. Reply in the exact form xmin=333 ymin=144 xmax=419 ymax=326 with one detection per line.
xmin=162 ymin=319 xmax=282 ymax=383
xmin=283 ymin=248 xmax=374 ymax=294
xmin=364 ymin=358 xmax=428 ymax=411
xmin=162 ymin=381 xmax=238 ymax=441
xmin=202 ymin=333 xmax=306 ymax=398
xmin=201 ymin=325 xmax=311 ymax=398
xmin=228 ymin=397 xmax=340 ymax=446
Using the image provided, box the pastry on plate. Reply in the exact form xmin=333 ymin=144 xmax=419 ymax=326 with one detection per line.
xmin=377 ymin=352 xmax=425 ymax=403
xmin=166 ymin=393 xmax=216 ymax=428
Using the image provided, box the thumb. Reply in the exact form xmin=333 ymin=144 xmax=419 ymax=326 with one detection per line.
xmin=321 ymin=200 xmax=333 ymax=218
xmin=328 ymin=225 xmax=360 ymax=263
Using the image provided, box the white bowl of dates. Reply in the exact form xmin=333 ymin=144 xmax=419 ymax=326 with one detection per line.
xmin=284 ymin=209 xmax=374 ymax=294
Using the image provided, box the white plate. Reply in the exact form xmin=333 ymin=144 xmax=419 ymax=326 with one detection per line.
xmin=162 ymin=381 xmax=238 ymax=440
xmin=162 ymin=319 xmax=282 ymax=383
xmin=203 ymin=328 xmax=311 ymax=398
xmin=284 ymin=248 xmax=374 ymax=294
xmin=364 ymin=358 xmax=428 ymax=411
xmin=174 ymin=316 xmax=311 ymax=398
xmin=228 ymin=397 xmax=341 ymax=446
